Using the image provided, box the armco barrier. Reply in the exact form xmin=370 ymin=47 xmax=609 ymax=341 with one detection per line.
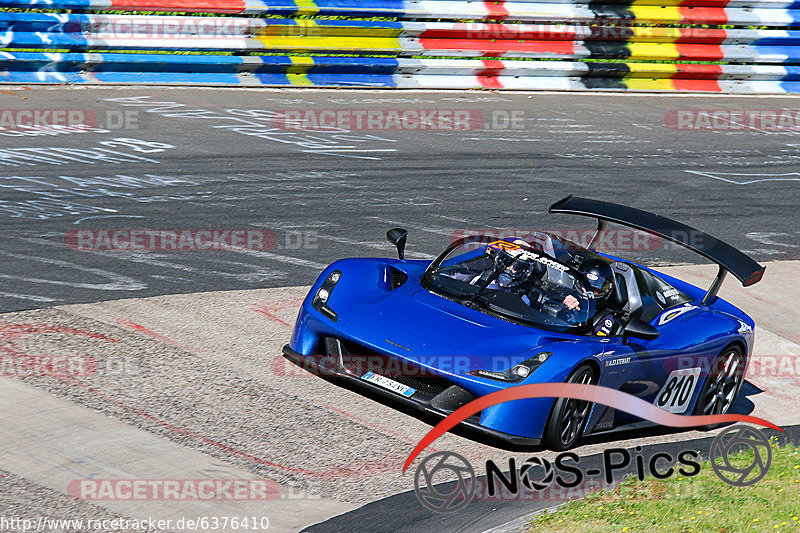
xmin=2 ymin=0 xmax=800 ymax=91
xmin=4 ymin=52 xmax=800 ymax=92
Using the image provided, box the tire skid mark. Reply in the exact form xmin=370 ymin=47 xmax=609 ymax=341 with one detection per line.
xmin=0 ymin=323 xmax=118 ymax=356
xmin=115 ymin=318 xmax=196 ymax=351
xmin=250 ymin=305 xmax=292 ymax=328
xmin=104 ymin=316 xmax=432 ymax=466
xmin=0 ymin=319 xmax=403 ymax=480
xmin=59 ymin=373 xmax=398 ymax=480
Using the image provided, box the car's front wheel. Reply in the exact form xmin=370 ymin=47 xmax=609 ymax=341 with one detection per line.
xmin=543 ymin=363 xmax=597 ymax=451
xmin=693 ymin=345 xmax=745 ymax=416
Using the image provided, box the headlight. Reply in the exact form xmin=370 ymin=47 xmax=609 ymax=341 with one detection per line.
xmin=467 ymin=351 xmax=552 ymax=382
xmin=312 ymin=270 xmax=341 ymax=321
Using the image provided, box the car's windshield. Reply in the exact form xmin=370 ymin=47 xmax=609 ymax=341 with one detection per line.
xmin=423 ymin=237 xmax=596 ymax=332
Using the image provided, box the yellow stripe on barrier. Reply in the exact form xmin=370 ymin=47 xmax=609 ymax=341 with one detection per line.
xmin=629 ymin=5 xmax=683 ymax=23
xmin=293 ymin=0 xmax=320 ymax=16
xmin=627 ymin=42 xmax=681 ymax=61
xmin=624 ymin=78 xmax=675 ymax=91
xmin=621 ymin=78 xmax=679 ymax=91
xmin=286 ymin=56 xmax=315 ymax=86
xmin=628 ymin=27 xmax=684 ymax=42
xmin=624 ymin=62 xmax=679 ymax=78
xmin=256 ymin=20 xmax=403 ymax=52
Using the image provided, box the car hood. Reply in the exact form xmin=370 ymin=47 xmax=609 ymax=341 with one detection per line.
xmin=328 ymin=269 xmax=578 ymax=371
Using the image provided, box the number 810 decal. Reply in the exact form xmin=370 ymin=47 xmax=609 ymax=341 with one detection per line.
xmin=655 ymin=368 xmax=702 ymax=414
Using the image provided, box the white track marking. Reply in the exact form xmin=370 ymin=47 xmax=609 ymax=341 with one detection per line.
xmin=685 ymin=170 xmax=800 ymax=185
xmin=314 ymin=233 xmax=435 ymax=260
xmin=0 ymin=292 xmax=60 ymax=303
xmin=222 ymin=248 xmax=328 ymax=270
xmin=371 ymin=217 xmax=458 ymax=237
xmin=14 ymin=234 xmax=315 ymax=274
xmin=0 ymin=252 xmax=146 ymax=291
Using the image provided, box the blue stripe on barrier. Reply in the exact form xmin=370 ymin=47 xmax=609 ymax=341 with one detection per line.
xmin=0 ymin=51 xmax=798 ymax=88
xmin=0 ymin=51 xmax=402 ymax=76
xmin=0 ymin=13 xmax=406 ymax=33
xmin=0 ymin=0 xmax=96 ymax=7
xmin=260 ymin=18 xmax=404 ymax=29
xmin=92 ymin=71 xmax=244 ymax=83
xmin=305 ymin=73 xmax=397 ymax=86
xmin=752 ymin=45 xmax=800 ymax=61
xmin=752 ymin=31 xmax=800 ymax=45
xmin=779 ymin=65 xmax=800 ymax=78
xmin=284 ymin=56 xmax=399 ymax=73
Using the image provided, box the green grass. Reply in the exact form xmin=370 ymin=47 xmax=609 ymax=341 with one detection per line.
xmin=526 ymin=438 xmax=800 ymax=533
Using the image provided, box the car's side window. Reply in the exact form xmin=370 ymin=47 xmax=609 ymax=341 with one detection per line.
xmin=633 ymin=267 xmax=693 ymax=323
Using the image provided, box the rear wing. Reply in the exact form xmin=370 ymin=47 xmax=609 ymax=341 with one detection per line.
xmin=549 ymin=196 xmax=765 ymax=305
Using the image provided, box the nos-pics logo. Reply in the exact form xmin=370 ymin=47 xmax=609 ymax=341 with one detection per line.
xmin=413 ymin=425 xmax=773 ymax=512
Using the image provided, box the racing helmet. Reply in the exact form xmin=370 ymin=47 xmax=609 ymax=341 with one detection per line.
xmin=497 ymin=259 xmax=533 ymax=289
xmin=580 ymin=259 xmax=614 ymax=302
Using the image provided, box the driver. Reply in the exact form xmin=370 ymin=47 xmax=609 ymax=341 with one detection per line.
xmin=563 ymin=259 xmax=620 ymax=336
xmin=470 ymin=258 xmax=536 ymax=303
xmin=475 ymin=249 xmax=581 ymax=312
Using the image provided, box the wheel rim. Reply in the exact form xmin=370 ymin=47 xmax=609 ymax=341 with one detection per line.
xmin=559 ymin=369 xmax=594 ymax=446
xmin=702 ymin=351 xmax=743 ymax=416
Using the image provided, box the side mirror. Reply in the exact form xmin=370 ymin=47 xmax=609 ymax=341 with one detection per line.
xmin=623 ymin=318 xmax=659 ymax=344
xmin=386 ymin=228 xmax=408 ymax=260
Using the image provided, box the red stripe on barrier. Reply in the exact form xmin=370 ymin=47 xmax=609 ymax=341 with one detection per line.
xmin=109 ymin=0 xmax=246 ymax=12
xmin=677 ymin=27 xmax=728 ymax=44
xmin=477 ymin=59 xmax=504 ymax=88
xmin=483 ymin=0 xmax=509 ymax=20
xmin=418 ymin=38 xmax=576 ymax=55
xmin=679 ymin=6 xmax=729 ymax=24
xmin=676 ymin=43 xmax=725 ymax=61
xmin=672 ymin=79 xmax=723 ymax=91
xmin=679 ymin=0 xmax=730 ymax=6
xmin=672 ymin=63 xmax=723 ymax=91
xmin=419 ymin=24 xmax=581 ymax=41
xmin=674 ymin=63 xmax=725 ymax=78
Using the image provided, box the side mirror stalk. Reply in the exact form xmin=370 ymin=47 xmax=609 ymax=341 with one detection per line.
xmin=386 ymin=228 xmax=408 ymax=260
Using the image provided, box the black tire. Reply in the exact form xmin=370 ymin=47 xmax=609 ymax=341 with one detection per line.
xmin=543 ymin=363 xmax=597 ymax=451
xmin=693 ymin=345 xmax=745 ymax=417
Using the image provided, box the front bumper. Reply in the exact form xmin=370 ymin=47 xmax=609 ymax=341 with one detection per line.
xmin=282 ymin=344 xmax=541 ymax=447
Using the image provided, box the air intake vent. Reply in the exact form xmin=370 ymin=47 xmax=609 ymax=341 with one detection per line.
xmin=389 ymin=267 xmax=408 ymax=289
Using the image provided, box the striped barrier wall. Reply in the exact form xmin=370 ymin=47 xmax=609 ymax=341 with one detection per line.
xmin=3 ymin=13 xmax=800 ymax=63
xmin=3 ymin=0 xmax=800 ymax=25
xmin=3 ymin=52 xmax=800 ymax=93
xmin=6 ymin=0 xmax=800 ymax=8
xmin=5 ymin=13 xmax=800 ymax=44
xmin=3 ymin=0 xmax=800 ymax=92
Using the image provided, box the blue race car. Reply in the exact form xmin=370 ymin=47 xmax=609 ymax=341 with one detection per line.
xmin=283 ymin=196 xmax=766 ymax=450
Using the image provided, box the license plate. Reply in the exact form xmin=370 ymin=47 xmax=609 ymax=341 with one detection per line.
xmin=361 ymin=371 xmax=416 ymax=398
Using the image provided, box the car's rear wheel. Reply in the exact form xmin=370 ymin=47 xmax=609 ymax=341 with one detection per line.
xmin=543 ymin=363 xmax=597 ymax=451
xmin=693 ymin=345 xmax=745 ymax=416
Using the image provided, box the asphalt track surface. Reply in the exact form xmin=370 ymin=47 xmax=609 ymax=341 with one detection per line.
xmin=2 ymin=88 xmax=800 ymax=311
xmin=1 ymin=88 xmax=800 ymax=532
